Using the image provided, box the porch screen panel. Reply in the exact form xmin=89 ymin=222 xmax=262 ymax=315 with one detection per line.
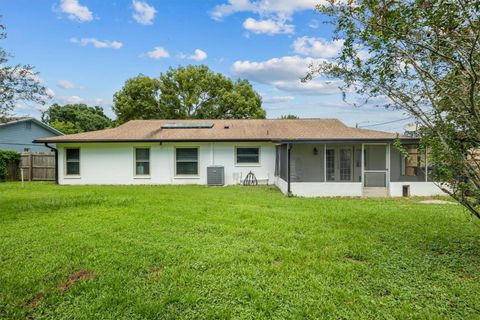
xmin=365 ymin=172 xmax=386 ymax=187
xmin=364 ymin=145 xmax=386 ymax=170
xmin=279 ymin=145 xmax=288 ymax=181
xmin=274 ymin=146 xmax=280 ymax=176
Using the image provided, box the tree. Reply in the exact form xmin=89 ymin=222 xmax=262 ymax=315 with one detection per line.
xmin=42 ymin=104 xmax=112 ymax=134
xmin=112 ymin=76 xmax=162 ymax=124
xmin=0 ymin=21 xmax=48 ymax=116
xmin=113 ymin=65 xmax=265 ymax=124
xmin=279 ymin=114 xmax=299 ymax=119
xmin=305 ymin=1 xmax=480 ymax=218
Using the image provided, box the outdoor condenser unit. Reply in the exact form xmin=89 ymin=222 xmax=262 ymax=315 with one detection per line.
xmin=207 ymin=166 xmax=225 ymax=186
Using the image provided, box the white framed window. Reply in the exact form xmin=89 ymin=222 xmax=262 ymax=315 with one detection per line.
xmin=134 ymin=148 xmax=150 ymax=176
xmin=175 ymin=147 xmax=199 ymax=175
xmin=65 ymin=148 xmax=80 ymax=176
xmin=235 ymin=147 xmax=260 ymax=164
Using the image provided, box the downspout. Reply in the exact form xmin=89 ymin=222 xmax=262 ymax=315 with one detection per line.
xmin=44 ymin=143 xmax=58 ymax=184
xmin=287 ymin=143 xmax=292 ymax=196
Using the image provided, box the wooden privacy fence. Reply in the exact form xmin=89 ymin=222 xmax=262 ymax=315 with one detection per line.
xmin=5 ymin=160 xmax=20 ymax=181
xmin=19 ymin=152 xmax=56 ymax=181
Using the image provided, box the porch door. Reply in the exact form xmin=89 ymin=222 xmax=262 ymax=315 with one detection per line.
xmin=326 ymin=147 xmax=353 ymax=182
xmin=339 ymin=148 xmax=353 ymax=181
xmin=363 ymin=145 xmax=388 ymax=187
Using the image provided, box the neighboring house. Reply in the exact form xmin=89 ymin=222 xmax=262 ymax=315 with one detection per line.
xmin=35 ymin=119 xmax=445 ymax=197
xmin=0 ymin=117 xmax=63 ymax=153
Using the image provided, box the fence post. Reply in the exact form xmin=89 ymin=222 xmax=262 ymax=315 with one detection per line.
xmin=29 ymin=152 xmax=33 ymax=181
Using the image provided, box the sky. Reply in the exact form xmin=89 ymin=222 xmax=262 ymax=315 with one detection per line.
xmin=1 ymin=0 xmax=412 ymax=132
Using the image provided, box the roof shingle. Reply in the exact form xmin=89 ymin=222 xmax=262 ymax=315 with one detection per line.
xmin=34 ymin=119 xmax=409 ymax=143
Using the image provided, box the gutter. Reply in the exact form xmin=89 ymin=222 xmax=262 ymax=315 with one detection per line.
xmin=44 ymin=143 xmax=58 ymax=184
xmin=33 ymin=137 xmax=419 ymax=144
xmin=33 ymin=138 xmax=274 ymax=143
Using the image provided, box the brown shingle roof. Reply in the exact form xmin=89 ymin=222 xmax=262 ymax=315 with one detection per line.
xmin=34 ymin=119 xmax=410 ymax=143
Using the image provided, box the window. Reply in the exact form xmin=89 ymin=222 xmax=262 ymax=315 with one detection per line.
xmin=176 ymin=148 xmax=198 ymax=175
xmin=135 ymin=148 xmax=150 ymax=175
xmin=66 ymin=148 xmax=80 ymax=175
xmin=236 ymin=147 xmax=260 ymax=164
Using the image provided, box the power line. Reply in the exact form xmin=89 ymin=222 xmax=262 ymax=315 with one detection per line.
xmin=359 ymin=117 xmax=412 ymax=128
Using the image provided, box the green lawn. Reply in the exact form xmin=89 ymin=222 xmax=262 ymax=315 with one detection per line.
xmin=0 ymin=182 xmax=479 ymax=319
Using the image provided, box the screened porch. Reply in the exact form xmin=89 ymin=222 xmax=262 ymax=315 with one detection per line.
xmin=276 ymin=143 xmax=391 ymax=187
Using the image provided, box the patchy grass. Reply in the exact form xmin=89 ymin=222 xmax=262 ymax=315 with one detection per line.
xmin=0 ymin=182 xmax=479 ymax=319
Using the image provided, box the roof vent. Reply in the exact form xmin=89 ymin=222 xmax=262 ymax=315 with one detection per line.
xmin=161 ymin=123 xmax=214 ymax=129
xmin=224 ymin=125 xmax=230 ymax=129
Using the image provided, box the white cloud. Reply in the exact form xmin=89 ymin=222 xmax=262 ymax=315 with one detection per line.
xmin=293 ymin=37 xmax=344 ymax=58
xmin=70 ymin=37 xmax=123 ymax=49
xmin=211 ymin=0 xmax=322 ymax=20
xmin=211 ymin=0 xmax=328 ymax=37
xmin=147 ymin=47 xmax=170 ymax=59
xmin=293 ymin=36 xmax=371 ymax=60
xmin=45 ymin=88 xmax=56 ymax=98
xmin=132 ymin=0 xmax=157 ymax=25
xmin=262 ymin=95 xmax=294 ymax=103
xmin=275 ymin=79 xmax=343 ymax=95
xmin=231 ymin=56 xmax=342 ymax=95
xmin=179 ymin=49 xmax=208 ymax=61
xmin=232 ymin=56 xmax=323 ymax=83
xmin=57 ymin=80 xmax=75 ymax=89
xmin=308 ymin=19 xmax=320 ymax=29
xmin=55 ymin=96 xmax=108 ymax=106
xmin=190 ymin=49 xmax=208 ymax=61
xmin=243 ymin=17 xmax=294 ymax=35
xmin=57 ymin=95 xmax=84 ymax=104
xmin=58 ymin=0 xmax=93 ymax=22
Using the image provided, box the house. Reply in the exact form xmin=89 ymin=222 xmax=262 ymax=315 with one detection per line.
xmin=0 ymin=117 xmax=63 ymax=153
xmin=34 ymin=119 xmax=445 ymax=197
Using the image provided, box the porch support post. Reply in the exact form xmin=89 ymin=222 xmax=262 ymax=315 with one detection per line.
xmin=425 ymin=148 xmax=428 ymax=182
xmin=361 ymin=143 xmax=365 ymax=187
xmin=287 ymin=143 xmax=292 ymax=196
xmin=386 ymin=143 xmax=391 ymax=189
xmin=323 ymin=144 xmax=327 ymax=182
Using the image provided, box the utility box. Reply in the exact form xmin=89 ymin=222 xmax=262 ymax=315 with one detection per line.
xmin=207 ymin=166 xmax=224 ymax=186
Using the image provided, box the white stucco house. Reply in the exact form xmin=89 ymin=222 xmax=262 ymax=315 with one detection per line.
xmin=34 ymin=119 xmax=445 ymax=197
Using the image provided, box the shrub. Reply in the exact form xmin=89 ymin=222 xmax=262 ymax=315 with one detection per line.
xmin=0 ymin=150 xmax=21 ymax=181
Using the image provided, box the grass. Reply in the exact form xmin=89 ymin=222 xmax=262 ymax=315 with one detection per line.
xmin=0 ymin=182 xmax=479 ymax=319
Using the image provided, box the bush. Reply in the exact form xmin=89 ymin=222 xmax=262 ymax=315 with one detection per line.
xmin=0 ymin=150 xmax=20 ymax=181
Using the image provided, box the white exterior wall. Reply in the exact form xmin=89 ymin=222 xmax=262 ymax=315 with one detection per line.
xmin=292 ymin=182 xmax=363 ymax=197
xmin=57 ymin=141 xmax=447 ymax=198
xmin=274 ymin=177 xmax=363 ymax=197
xmin=275 ymin=176 xmax=289 ymax=194
xmin=57 ymin=142 xmax=276 ymax=185
xmin=389 ymin=182 xmax=446 ymax=197
xmin=274 ymin=177 xmax=442 ymax=198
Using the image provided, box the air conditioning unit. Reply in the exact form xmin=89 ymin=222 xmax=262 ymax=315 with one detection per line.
xmin=207 ymin=166 xmax=224 ymax=186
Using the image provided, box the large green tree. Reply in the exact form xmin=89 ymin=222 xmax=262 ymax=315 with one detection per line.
xmin=113 ymin=65 xmax=265 ymax=124
xmin=305 ymin=0 xmax=480 ymax=218
xmin=42 ymin=104 xmax=112 ymax=134
xmin=0 ymin=21 xmax=48 ymax=117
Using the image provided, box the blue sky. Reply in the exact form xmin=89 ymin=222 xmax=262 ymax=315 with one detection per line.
xmin=1 ymin=0 xmax=410 ymax=132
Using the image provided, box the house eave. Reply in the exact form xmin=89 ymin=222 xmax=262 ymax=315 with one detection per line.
xmin=33 ymin=138 xmax=275 ymax=144
xmin=275 ymin=138 xmax=419 ymax=144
